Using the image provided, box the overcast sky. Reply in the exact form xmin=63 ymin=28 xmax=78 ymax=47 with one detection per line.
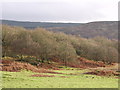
xmin=1 ymin=0 xmax=119 ymax=23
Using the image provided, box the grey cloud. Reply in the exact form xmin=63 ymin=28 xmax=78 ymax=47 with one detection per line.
xmin=2 ymin=1 xmax=118 ymax=22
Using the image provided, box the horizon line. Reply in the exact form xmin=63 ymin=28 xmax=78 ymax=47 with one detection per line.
xmin=0 ymin=19 xmax=118 ymax=23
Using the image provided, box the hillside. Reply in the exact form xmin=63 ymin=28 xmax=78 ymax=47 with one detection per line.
xmin=1 ymin=20 xmax=118 ymax=39
xmin=48 ymin=21 xmax=118 ymax=39
xmin=1 ymin=20 xmax=81 ymax=28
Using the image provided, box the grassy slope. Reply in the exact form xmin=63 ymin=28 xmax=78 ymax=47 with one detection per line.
xmin=1 ymin=68 xmax=118 ymax=88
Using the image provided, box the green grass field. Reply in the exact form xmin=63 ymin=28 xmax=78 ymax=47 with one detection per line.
xmin=1 ymin=68 xmax=118 ymax=88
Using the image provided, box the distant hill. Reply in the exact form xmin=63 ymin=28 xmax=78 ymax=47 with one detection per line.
xmin=1 ymin=20 xmax=118 ymax=39
xmin=48 ymin=21 xmax=118 ymax=39
xmin=1 ymin=20 xmax=81 ymax=28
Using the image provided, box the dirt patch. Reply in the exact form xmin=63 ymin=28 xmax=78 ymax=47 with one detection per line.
xmin=31 ymin=74 xmax=55 ymax=77
xmin=115 ymin=77 xmax=120 ymax=79
xmin=36 ymin=57 xmax=107 ymax=70
xmin=78 ymin=57 xmax=105 ymax=68
xmin=31 ymin=74 xmax=68 ymax=78
xmin=60 ymin=76 xmax=68 ymax=78
xmin=67 ymin=73 xmax=78 ymax=75
xmin=1 ymin=60 xmax=13 ymax=64
xmin=38 ymin=63 xmax=61 ymax=70
xmin=45 ymin=72 xmax=63 ymax=74
xmin=35 ymin=58 xmax=63 ymax=70
xmin=67 ymin=57 xmax=106 ymax=69
xmin=84 ymin=70 xmax=120 ymax=76
xmin=1 ymin=60 xmax=54 ymax=73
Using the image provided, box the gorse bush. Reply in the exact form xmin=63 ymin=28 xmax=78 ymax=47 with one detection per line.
xmin=2 ymin=25 xmax=118 ymax=64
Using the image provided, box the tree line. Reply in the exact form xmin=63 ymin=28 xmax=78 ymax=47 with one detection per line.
xmin=1 ymin=25 xmax=118 ymax=65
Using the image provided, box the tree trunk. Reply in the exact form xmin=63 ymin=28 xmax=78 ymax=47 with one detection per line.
xmin=20 ymin=54 xmax=23 ymax=61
